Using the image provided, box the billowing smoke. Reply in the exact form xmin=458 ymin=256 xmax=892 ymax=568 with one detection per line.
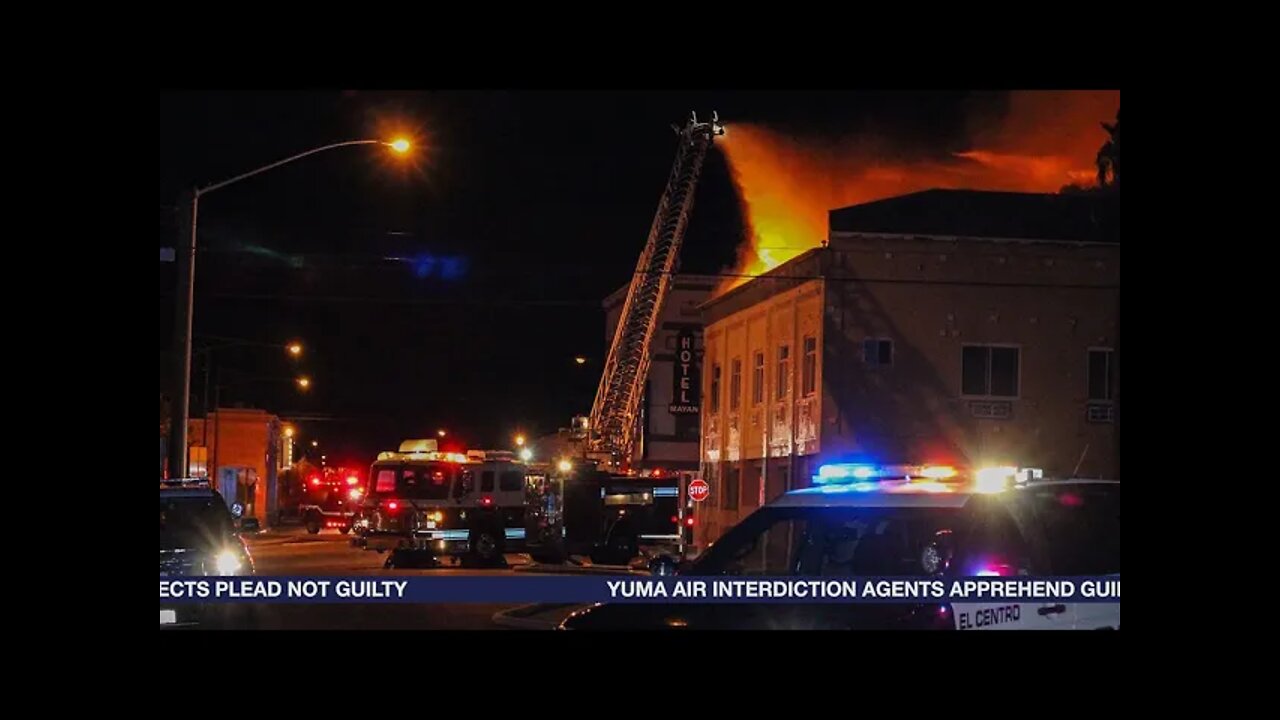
xmin=715 ymin=90 xmax=1120 ymax=294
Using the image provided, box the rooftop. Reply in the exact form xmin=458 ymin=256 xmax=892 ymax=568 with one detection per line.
xmin=829 ymin=188 xmax=1119 ymax=244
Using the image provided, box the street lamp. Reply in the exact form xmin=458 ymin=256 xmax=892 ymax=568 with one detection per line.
xmin=287 ymin=342 xmax=303 ymax=358
xmin=167 ymin=138 xmax=410 ymax=479
xmin=311 ymin=440 xmax=319 ymax=448
xmin=515 ymin=434 xmax=526 ymax=447
xmin=574 ymin=356 xmax=587 ymax=365
xmin=206 ymin=373 xmax=311 ymax=489
xmin=296 ymin=376 xmax=312 ymax=390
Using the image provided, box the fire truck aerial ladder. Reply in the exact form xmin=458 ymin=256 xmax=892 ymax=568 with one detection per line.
xmin=583 ymin=111 xmax=724 ymax=468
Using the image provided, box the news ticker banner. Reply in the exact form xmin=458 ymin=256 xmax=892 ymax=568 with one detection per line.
xmin=161 ymin=576 xmax=1120 ymax=604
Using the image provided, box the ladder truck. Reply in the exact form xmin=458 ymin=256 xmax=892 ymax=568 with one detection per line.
xmin=577 ymin=111 xmax=724 ymax=470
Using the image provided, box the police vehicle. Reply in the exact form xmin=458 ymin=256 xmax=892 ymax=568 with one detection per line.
xmin=357 ymin=440 xmax=528 ymax=565
xmin=160 ymin=479 xmax=255 ymax=628
xmin=559 ymin=463 xmax=1120 ymax=630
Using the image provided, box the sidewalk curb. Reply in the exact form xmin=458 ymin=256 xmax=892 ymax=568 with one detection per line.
xmin=513 ymin=563 xmax=647 ymax=575
xmin=491 ymin=604 xmax=585 ymax=630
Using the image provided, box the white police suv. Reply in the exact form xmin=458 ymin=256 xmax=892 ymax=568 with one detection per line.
xmin=560 ymin=464 xmax=1119 ymax=630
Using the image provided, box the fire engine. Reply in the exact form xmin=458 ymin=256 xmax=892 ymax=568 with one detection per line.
xmin=524 ymin=459 xmax=695 ymax=566
xmin=296 ymin=466 xmax=363 ymax=534
xmin=354 ymin=440 xmax=528 ymax=566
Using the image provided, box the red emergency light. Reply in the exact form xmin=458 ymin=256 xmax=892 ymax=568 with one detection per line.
xmin=387 ymin=501 xmax=399 ymax=511
xmin=480 ymin=496 xmax=493 ymax=507
xmin=310 ymin=477 xmax=321 ymax=487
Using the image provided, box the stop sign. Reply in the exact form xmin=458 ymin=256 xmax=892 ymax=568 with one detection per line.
xmin=688 ymin=478 xmax=710 ymax=503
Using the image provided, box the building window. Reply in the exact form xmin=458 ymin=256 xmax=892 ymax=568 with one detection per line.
xmin=751 ymin=351 xmax=765 ymax=406
xmin=710 ymin=364 xmax=721 ymax=414
xmin=863 ymin=338 xmax=893 ymax=367
xmin=802 ymin=336 xmax=817 ymax=397
xmin=962 ymin=345 xmax=1020 ymax=398
xmin=776 ymin=345 xmax=790 ymax=400
xmin=722 ymin=464 xmax=740 ymax=510
xmin=730 ymin=358 xmax=742 ymax=412
xmin=1088 ymin=349 xmax=1116 ymax=402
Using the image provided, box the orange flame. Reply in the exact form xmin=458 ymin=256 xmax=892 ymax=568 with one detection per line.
xmin=715 ymin=90 xmax=1120 ymax=294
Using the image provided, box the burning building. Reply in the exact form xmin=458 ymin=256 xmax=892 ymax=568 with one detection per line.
xmin=695 ymin=189 xmax=1119 ymax=545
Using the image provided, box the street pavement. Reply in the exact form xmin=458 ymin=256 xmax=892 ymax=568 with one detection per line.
xmin=207 ymin=527 xmax=587 ymax=630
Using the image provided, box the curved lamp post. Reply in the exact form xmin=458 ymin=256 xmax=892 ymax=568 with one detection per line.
xmin=167 ymin=138 xmax=410 ymax=478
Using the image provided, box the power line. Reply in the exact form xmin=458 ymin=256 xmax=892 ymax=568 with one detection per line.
xmin=162 ymin=292 xmax=600 ymax=306
xmin=162 ymin=269 xmax=1118 ymax=307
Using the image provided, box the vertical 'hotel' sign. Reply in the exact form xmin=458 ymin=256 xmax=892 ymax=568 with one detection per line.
xmin=669 ymin=329 xmax=700 ymax=415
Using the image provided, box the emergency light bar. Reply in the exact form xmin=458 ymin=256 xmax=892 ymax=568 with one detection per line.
xmin=376 ymin=449 xmax=473 ymax=463
xmin=814 ymin=463 xmax=1044 ymax=492
xmin=814 ymin=464 xmax=958 ymax=484
xmin=466 ymin=450 xmax=518 ymax=462
xmin=974 ymin=466 xmax=1044 ymax=493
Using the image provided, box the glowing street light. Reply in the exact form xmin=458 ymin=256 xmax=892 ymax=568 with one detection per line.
xmin=286 ymin=342 xmax=303 ymax=357
xmin=167 ymin=136 xmax=415 ymax=479
xmin=574 ymin=356 xmax=587 ymax=365
xmin=311 ymin=440 xmax=319 ymax=448
xmin=515 ymin=434 xmax=526 ymax=447
xmin=557 ymin=459 xmax=573 ymax=473
xmin=296 ymin=376 xmax=311 ymax=390
xmin=519 ymin=448 xmax=533 ymax=462
xmin=437 ymin=429 xmax=447 ymax=438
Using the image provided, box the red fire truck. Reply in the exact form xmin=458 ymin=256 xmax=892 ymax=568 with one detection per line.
xmin=294 ymin=466 xmax=363 ymax=534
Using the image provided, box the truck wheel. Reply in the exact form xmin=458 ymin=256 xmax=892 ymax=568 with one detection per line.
xmin=469 ymin=526 xmax=505 ymax=566
xmin=305 ymin=513 xmax=321 ymax=535
xmin=530 ymin=548 xmax=566 ymax=565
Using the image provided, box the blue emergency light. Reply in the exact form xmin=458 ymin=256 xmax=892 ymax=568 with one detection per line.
xmin=816 ymin=463 xmax=879 ymax=483
xmin=814 ymin=462 xmax=960 ymax=486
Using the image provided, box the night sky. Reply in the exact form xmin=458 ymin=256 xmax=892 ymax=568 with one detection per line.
xmin=159 ymin=91 xmax=1017 ymax=464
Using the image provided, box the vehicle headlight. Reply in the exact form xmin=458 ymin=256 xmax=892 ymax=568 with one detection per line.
xmin=215 ymin=549 xmax=244 ymax=575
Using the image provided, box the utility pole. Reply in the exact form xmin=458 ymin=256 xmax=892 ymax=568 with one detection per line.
xmin=168 ymin=188 xmax=197 ymax=479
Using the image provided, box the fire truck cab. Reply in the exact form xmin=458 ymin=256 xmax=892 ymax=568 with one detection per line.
xmin=357 ymin=440 xmax=528 ymax=565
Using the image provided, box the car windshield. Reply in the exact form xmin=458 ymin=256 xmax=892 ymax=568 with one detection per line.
xmin=693 ymin=505 xmax=1004 ymax=577
xmin=399 ymin=464 xmax=454 ymax=500
xmin=160 ymin=496 xmax=235 ymax=550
